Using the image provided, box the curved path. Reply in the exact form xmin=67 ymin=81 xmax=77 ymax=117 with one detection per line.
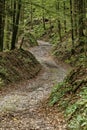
xmin=0 ymin=41 xmax=70 ymax=130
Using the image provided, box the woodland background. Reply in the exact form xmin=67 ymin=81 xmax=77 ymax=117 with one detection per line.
xmin=0 ymin=0 xmax=87 ymax=130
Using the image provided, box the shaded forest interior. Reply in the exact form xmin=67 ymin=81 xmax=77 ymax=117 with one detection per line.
xmin=0 ymin=0 xmax=87 ymax=130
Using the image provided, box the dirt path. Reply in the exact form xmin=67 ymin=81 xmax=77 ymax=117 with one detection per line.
xmin=0 ymin=41 xmax=70 ymax=130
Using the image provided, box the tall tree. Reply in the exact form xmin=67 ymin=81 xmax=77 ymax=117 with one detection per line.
xmin=11 ymin=0 xmax=21 ymax=50
xmin=0 ymin=0 xmax=5 ymax=51
xmin=73 ymin=0 xmax=78 ymax=37
xmin=78 ymin=0 xmax=85 ymax=45
xmin=56 ymin=0 xmax=62 ymax=42
xmin=42 ymin=0 xmax=46 ymax=30
xmin=63 ymin=1 xmax=66 ymax=33
xmin=70 ymin=0 xmax=74 ymax=48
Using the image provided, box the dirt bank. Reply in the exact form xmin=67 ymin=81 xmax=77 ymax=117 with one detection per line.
xmin=0 ymin=49 xmax=41 ymax=89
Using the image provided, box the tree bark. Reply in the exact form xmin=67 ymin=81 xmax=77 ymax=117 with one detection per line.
xmin=0 ymin=0 xmax=5 ymax=51
xmin=11 ymin=0 xmax=21 ymax=50
xmin=70 ymin=0 xmax=74 ymax=48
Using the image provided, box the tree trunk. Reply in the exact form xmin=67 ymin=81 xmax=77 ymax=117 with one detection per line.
xmin=78 ymin=0 xmax=84 ymax=45
xmin=70 ymin=0 xmax=74 ymax=48
xmin=56 ymin=1 xmax=62 ymax=42
xmin=0 ymin=0 xmax=5 ymax=51
xmin=63 ymin=1 xmax=66 ymax=33
xmin=42 ymin=0 xmax=46 ymax=30
xmin=73 ymin=0 xmax=78 ymax=37
xmin=11 ymin=0 xmax=21 ymax=50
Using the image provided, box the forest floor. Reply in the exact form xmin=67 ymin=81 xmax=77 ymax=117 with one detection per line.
xmin=0 ymin=41 xmax=71 ymax=130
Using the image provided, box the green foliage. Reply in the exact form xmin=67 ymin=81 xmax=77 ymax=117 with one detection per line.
xmin=22 ymin=0 xmax=71 ymax=42
xmin=50 ymin=33 xmax=60 ymax=45
xmin=70 ymin=53 xmax=87 ymax=66
xmin=67 ymin=87 xmax=87 ymax=130
xmin=49 ymin=67 xmax=87 ymax=130
xmin=0 ymin=67 xmax=8 ymax=77
xmin=21 ymin=31 xmax=38 ymax=48
xmin=49 ymin=82 xmax=65 ymax=106
xmin=0 ymin=78 xmax=4 ymax=88
xmin=49 ymin=81 xmax=72 ymax=106
xmin=23 ymin=58 xmax=32 ymax=64
xmin=0 ymin=66 xmax=6 ymax=87
xmin=27 ymin=32 xmax=38 ymax=46
xmin=32 ymin=24 xmax=45 ymax=39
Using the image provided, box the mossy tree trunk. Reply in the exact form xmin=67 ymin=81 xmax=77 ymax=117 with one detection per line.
xmin=11 ymin=0 xmax=21 ymax=50
xmin=63 ymin=1 xmax=66 ymax=33
xmin=56 ymin=0 xmax=62 ymax=42
xmin=77 ymin=0 xmax=85 ymax=45
xmin=42 ymin=0 xmax=46 ymax=30
xmin=70 ymin=0 xmax=74 ymax=48
xmin=0 ymin=0 xmax=5 ymax=51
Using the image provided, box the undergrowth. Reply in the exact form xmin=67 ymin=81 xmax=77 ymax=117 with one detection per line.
xmin=49 ymin=65 xmax=87 ymax=130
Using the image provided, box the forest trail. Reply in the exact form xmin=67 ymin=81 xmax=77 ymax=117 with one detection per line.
xmin=0 ymin=41 xmax=70 ymax=130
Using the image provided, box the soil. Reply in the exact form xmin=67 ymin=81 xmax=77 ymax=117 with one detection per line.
xmin=0 ymin=41 xmax=71 ymax=130
xmin=0 ymin=49 xmax=41 ymax=88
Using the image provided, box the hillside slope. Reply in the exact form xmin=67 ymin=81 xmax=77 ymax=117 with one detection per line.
xmin=50 ymin=38 xmax=87 ymax=130
xmin=0 ymin=49 xmax=41 ymax=89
